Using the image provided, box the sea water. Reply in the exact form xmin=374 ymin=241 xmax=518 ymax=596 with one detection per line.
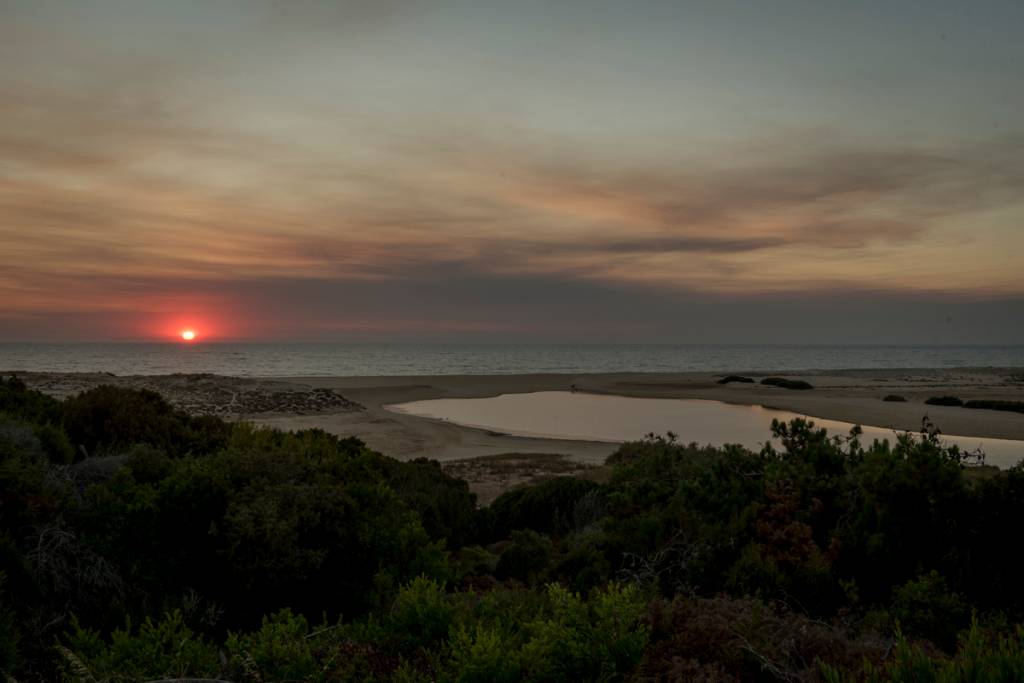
xmin=1 ymin=343 xmax=1022 ymax=377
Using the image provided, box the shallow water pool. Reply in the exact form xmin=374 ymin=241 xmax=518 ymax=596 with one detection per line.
xmin=388 ymin=391 xmax=1024 ymax=468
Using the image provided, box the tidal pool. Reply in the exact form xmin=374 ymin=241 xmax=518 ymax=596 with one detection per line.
xmin=388 ymin=391 xmax=1024 ymax=468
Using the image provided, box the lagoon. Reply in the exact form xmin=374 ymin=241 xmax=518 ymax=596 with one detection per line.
xmin=389 ymin=391 xmax=1024 ymax=468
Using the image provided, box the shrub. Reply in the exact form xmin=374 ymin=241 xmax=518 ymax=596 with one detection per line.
xmin=488 ymin=477 xmax=600 ymax=539
xmin=0 ymin=375 xmax=62 ymax=426
xmin=224 ymin=609 xmax=317 ymax=682
xmin=61 ymin=610 xmax=219 ymax=682
xmin=964 ymin=399 xmax=1024 ymax=414
xmin=824 ymin=620 xmax=1024 ymax=682
xmin=718 ymin=375 xmax=755 ymax=384
xmin=925 ymin=396 xmax=964 ymax=407
xmin=448 ymin=623 xmax=521 ymax=683
xmin=387 ymin=576 xmax=454 ymax=652
xmin=520 ymin=583 xmax=649 ymax=680
xmin=62 ymin=385 xmax=230 ymax=458
xmin=376 ymin=457 xmax=478 ymax=547
xmin=891 ymin=570 xmax=968 ymax=647
xmin=496 ymin=530 xmax=555 ymax=583
xmin=0 ymin=572 xmax=19 ymax=673
xmin=640 ymin=596 xmax=887 ymax=681
xmin=761 ymin=377 xmax=814 ymax=390
xmin=883 ymin=394 xmax=908 ymax=402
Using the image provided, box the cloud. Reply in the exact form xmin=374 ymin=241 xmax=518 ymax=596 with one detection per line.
xmin=1 ymin=33 xmax=1023 ymax=342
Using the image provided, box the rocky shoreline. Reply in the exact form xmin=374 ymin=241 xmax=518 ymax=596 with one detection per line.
xmin=8 ymin=371 xmax=363 ymax=418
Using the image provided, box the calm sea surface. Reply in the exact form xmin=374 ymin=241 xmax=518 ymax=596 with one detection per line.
xmin=1 ymin=343 xmax=1022 ymax=377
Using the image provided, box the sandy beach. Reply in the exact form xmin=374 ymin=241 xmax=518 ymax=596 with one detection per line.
xmin=14 ymin=367 xmax=1024 ymax=460
xmin=10 ymin=366 xmax=1024 ymax=502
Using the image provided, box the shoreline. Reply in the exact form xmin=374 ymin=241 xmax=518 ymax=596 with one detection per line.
xmin=11 ymin=368 xmax=1024 ymax=465
xmin=262 ymin=369 xmax=1024 ymax=467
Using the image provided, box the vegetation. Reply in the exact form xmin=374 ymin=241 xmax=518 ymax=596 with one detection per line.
xmin=925 ymin=396 xmax=965 ymax=407
xmin=718 ymin=375 xmax=755 ymax=384
xmin=761 ymin=377 xmax=815 ymax=390
xmin=964 ymin=399 xmax=1024 ymax=414
xmin=3 ymin=375 xmax=1024 ymax=681
xmin=882 ymin=395 xmax=907 ymax=402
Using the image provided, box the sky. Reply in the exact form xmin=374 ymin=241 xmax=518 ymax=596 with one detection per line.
xmin=1 ymin=0 xmax=1022 ymax=343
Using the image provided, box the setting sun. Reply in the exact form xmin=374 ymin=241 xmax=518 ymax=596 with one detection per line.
xmin=180 ymin=330 xmax=196 ymax=341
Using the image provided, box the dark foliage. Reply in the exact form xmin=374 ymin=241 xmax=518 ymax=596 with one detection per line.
xmin=925 ymin=395 xmax=964 ymax=407
xmin=3 ymin=375 xmax=1024 ymax=681
xmin=718 ymin=375 xmax=755 ymax=384
xmin=964 ymin=399 xmax=1024 ymax=414
xmin=61 ymin=384 xmax=232 ymax=458
xmin=883 ymin=394 xmax=907 ymax=402
xmin=486 ymin=476 xmax=600 ymax=539
xmin=761 ymin=377 xmax=815 ymax=390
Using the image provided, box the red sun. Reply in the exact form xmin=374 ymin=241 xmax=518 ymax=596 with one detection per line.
xmin=180 ymin=329 xmax=197 ymax=342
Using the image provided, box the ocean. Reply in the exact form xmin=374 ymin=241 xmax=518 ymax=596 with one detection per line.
xmin=1 ymin=343 xmax=1022 ymax=377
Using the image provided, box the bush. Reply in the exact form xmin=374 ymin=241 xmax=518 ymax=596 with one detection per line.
xmin=925 ymin=395 xmax=964 ymax=407
xmin=224 ymin=609 xmax=317 ymax=682
xmin=387 ymin=577 xmax=454 ymax=652
xmin=891 ymin=570 xmax=968 ymax=647
xmin=61 ymin=610 xmax=219 ymax=682
xmin=964 ymin=399 xmax=1024 ymax=414
xmin=825 ymin=620 xmax=1024 ymax=682
xmin=62 ymin=385 xmax=230 ymax=458
xmin=761 ymin=377 xmax=814 ymax=390
xmin=718 ymin=375 xmax=755 ymax=384
xmin=376 ymin=457 xmax=478 ymax=546
xmin=496 ymin=530 xmax=555 ymax=583
xmin=488 ymin=477 xmax=600 ymax=539
xmin=0 ymin=375 xmax=62 ymax=426
xmin=519 ymin=583 xmax=648 ymax=680
xmin=883 ymin=394 xmax=907 ymax=402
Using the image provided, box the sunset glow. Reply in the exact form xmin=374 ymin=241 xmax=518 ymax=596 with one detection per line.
xmin=180 ymin=330 xmax=196 ymax=342
xmin=1 ymin=2 xmax=1022 ymax=343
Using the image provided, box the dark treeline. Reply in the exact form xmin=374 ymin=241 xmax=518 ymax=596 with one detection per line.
xmin=2 ymin=375 xmax=1024 ymax=681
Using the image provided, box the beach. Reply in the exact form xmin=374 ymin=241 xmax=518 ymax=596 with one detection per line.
xmin=11 ymin=367 xmax=1024 ymax=500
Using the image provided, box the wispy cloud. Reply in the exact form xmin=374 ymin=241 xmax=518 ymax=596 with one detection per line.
xmin=1 ymin=1 xmax=1023 ymax=341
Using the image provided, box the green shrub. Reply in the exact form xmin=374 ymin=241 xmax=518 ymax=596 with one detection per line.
xmin=891 ymin=571 xmax=968 ymax=647
xmin=62 ymin=610 xmax=219 ymax=682
xmin=488 ymin=477 xmax=600 ymax=539
xmin=224 ymin=609 xmax=317 ymax=682
xmin=0 ymin=375 xmax=62 ymax=426
xmin=448 ymin=623 xmax=521 ymax=683
xmin=825 ymin=620 xmax=1024 ymax=682
xmin=387 ymin=576 xmax=454 ymax=652
xmin=376 ymin=457 xmax=478 ymax=546
xmin=62 ymin=385 xmax=230 ymax=457
xmin=496 ymin=530 xmax=555 ymax=584
xmin=520 ymin=583 xmax=648 ymax=680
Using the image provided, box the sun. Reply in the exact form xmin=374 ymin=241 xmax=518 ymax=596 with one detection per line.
xmin=180 ymin=329 xmax=197 ymax=342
